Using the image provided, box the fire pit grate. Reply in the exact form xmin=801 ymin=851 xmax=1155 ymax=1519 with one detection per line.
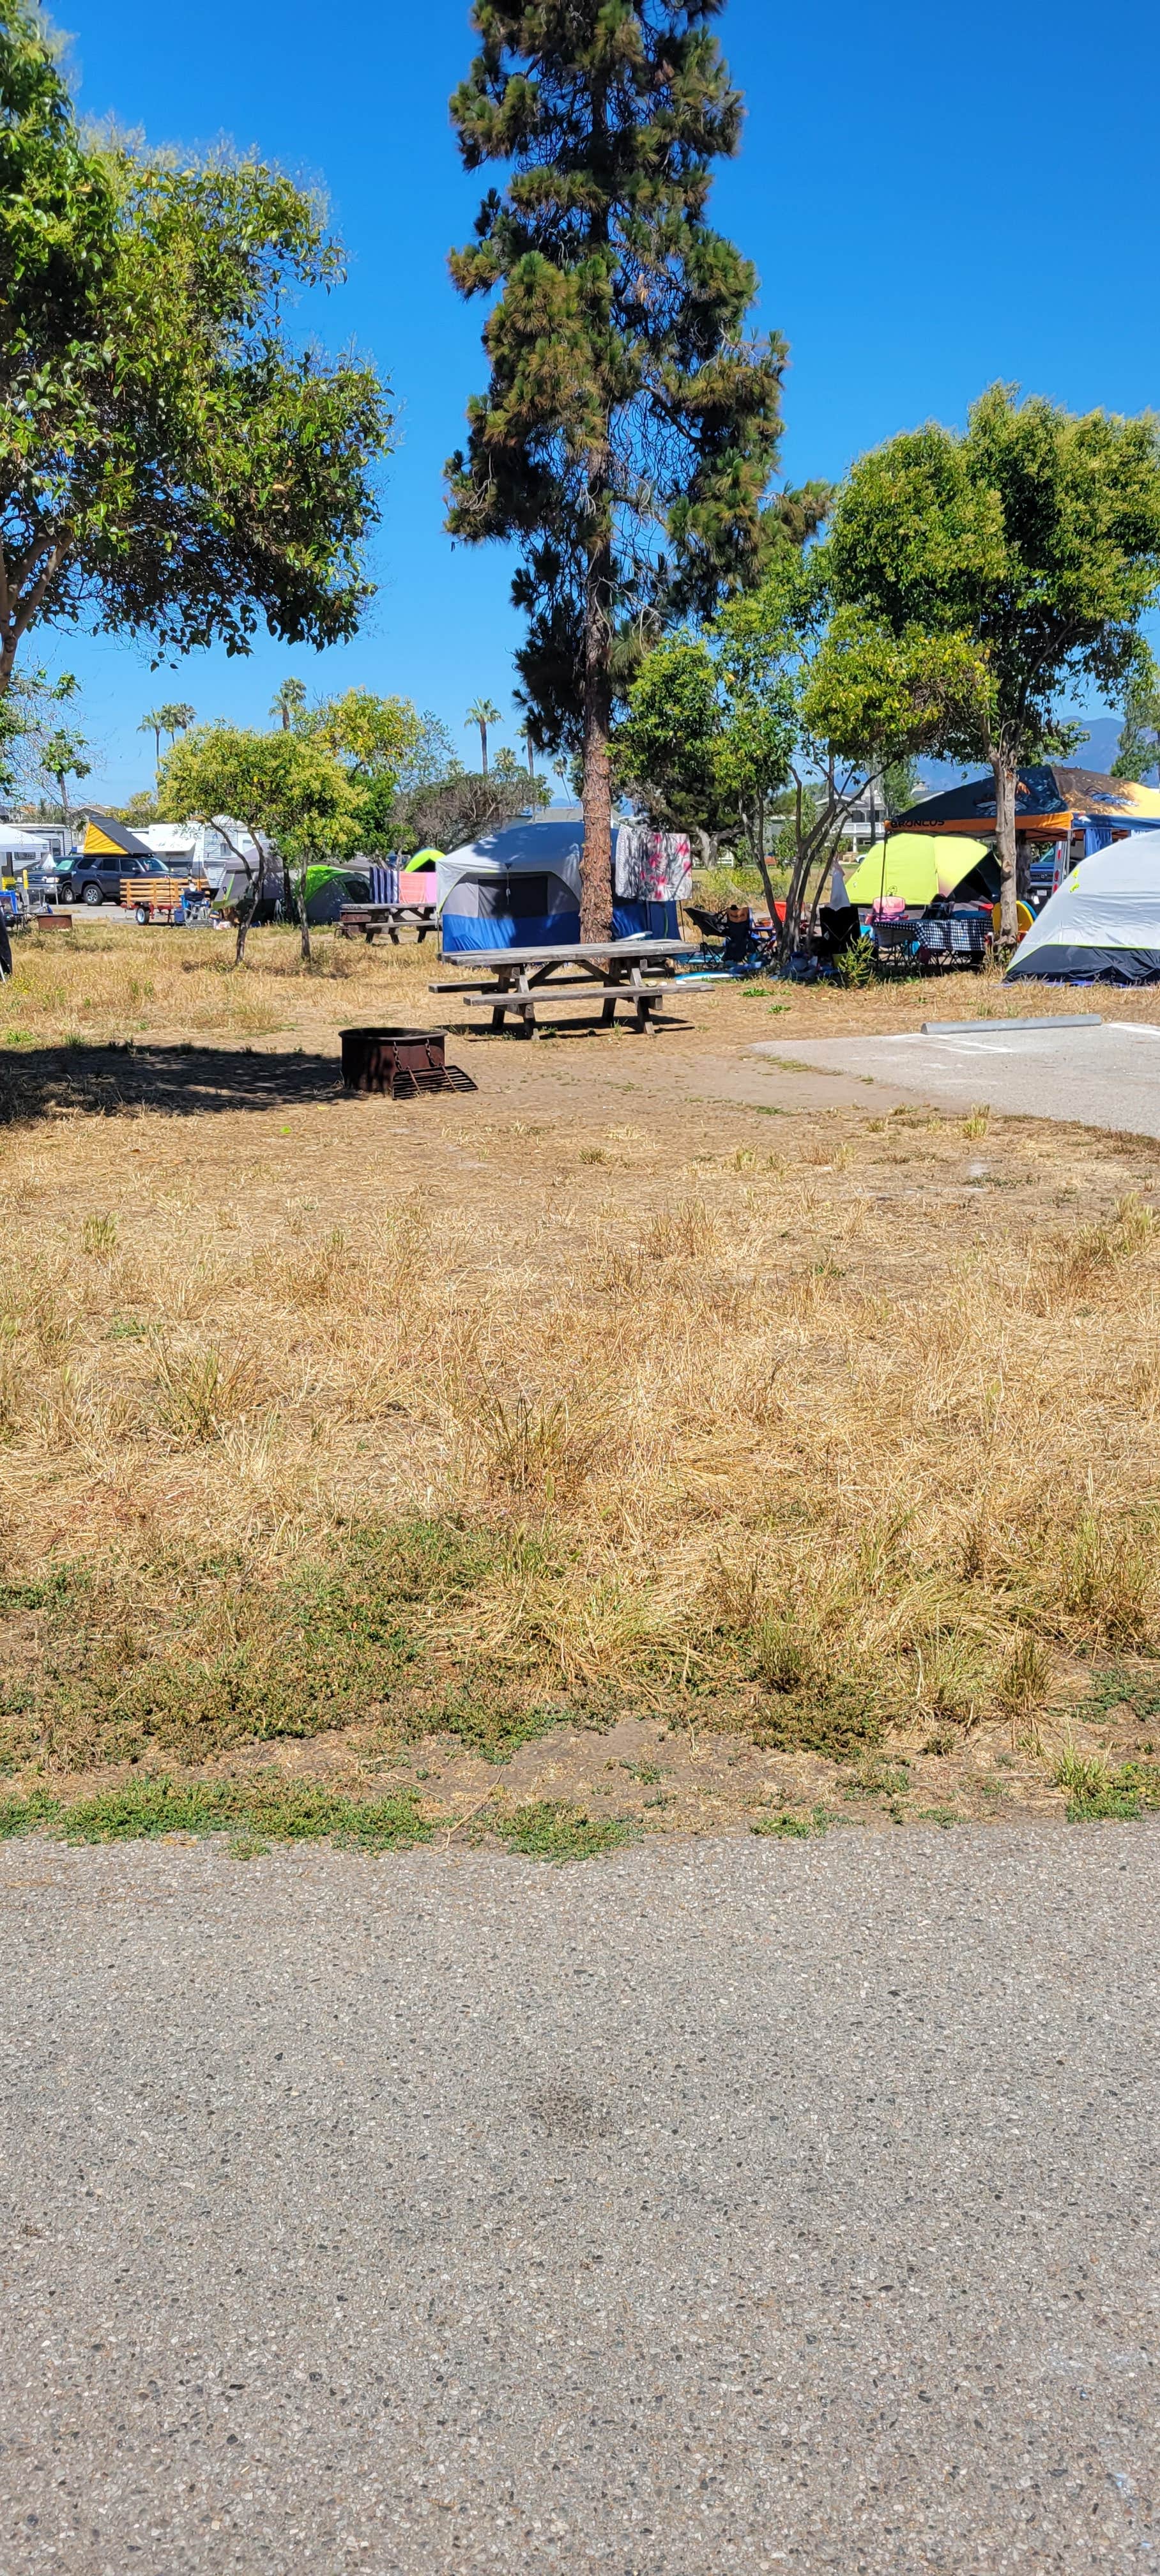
xmin=339 ymin=1026 xmax=476 ymax=1099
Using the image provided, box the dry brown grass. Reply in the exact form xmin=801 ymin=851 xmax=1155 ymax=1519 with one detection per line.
xmin=2 ymin=917 xmax=1159 ymax=1830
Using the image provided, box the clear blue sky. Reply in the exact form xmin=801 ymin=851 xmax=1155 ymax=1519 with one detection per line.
xmin=49 ymin=0 xmax=1159 ymax=801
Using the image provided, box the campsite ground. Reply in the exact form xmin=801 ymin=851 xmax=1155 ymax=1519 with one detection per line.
xmin=3 ymin=916 xmax=1160 ymax=1850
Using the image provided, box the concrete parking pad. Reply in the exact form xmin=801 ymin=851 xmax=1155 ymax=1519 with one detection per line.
xmin=752 ymin=1018 xmax=1160 ymax=1137
xmin=3 ymin=1829 xmax=1159 ymax=2572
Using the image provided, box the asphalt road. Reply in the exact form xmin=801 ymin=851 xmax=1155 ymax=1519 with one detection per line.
xmin=751 ymin=1020 xmax=1160 ymax=1135
xmin=3 ymin=1828 xmax=1159 ymax=2575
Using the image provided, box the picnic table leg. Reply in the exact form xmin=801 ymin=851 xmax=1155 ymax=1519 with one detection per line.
xmin=515 ymin=968 xmax=538 ymax=1038
xmin=598 ymin=958 xmax=625 ymax=1027
xmin=489 ymin=963 xmax=526 ymax=1030
xmin=627 ymin=969 xmax=658 ymax=1035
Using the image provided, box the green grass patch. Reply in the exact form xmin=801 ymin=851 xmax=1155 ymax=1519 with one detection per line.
xmin=1080 ymin=1665 xmax=1160 ymax=1726
xmin=1055 ymin=1747 xmax=1160 ymax=1821
xmin=0 ymin=1518 xmax=546 ymax=1767
xmin=751 ymin=1804 xmax=832 ymax=1839
xmin=434 ymin=1699 xmax=568 ymax=1764
xmin=0 ymin=1774 xmax=432 ymax=1850
xmin=491 ymin=1800 xmax=635 ymax=1862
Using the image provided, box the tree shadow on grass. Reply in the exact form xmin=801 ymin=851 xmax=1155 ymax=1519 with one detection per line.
xmin=0 ymin=1041 xmax=360 ymax=1126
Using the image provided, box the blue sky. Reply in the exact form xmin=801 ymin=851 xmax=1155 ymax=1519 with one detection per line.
xmin=47 ymin=0 xmax=1160 ymax=801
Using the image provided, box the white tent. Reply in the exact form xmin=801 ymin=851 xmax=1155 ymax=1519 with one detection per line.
xmin=1006 ymin=831 xmax=1160 ymax=984
xmin=0 ymin=825 xmax=59 ymax=868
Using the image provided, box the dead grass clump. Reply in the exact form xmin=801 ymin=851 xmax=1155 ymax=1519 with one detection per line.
xmin=152 ymin=1338 xmax=263 ymax=1444
xmin=1051 ymin=1506 xmax=1156 ymax=1648
xmin=80 ymin=1212 xmax=118 ymax=1258
xmin=265 ymin=1227 xmax=358 ymax=1310
xmin=995 ymin=1630 xmax=1052 ymax=1721
xmin=3 ymin=1264 xmax=79 ymax=1362
xmin=1028 ymin=1192 xmax=1157 ymax=1311
xmin=0 ymin=1340 xmax=23 ymax=1443
xmin=473 ymin=1390 xmax=604 ymax=1506
xmin=641 ymin=1200 xmax=721 ymax=1261
xmin=913 ymin=1631 xmax=992 ymax=1732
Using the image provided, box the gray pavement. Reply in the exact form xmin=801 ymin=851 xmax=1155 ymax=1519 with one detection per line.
xmin=751 ymin=1019 xmax=1160 ymax=1135
xmin=3 ymin=1828 xmax=1159 ymax=2572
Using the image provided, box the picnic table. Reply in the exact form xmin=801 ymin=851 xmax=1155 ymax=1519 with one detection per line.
xmin=431 ymin=939 xmax=694 ymax=1036
xmin=339 ymin=903 xmax=438 ymax=946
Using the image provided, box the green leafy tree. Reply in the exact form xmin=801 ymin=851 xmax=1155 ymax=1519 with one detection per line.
xmin=0 ymin=3 xmax=393 ymax=698
xmin=828 ymin=386 xmax=1160 ymax=940
xmin=0 ymin=666 xmax=84 ymax=801
xmin=115 ymin=790 xmax=161 ymax=827
xmin=38 ymin=721 xmax=89 ymax=818
xmin=622 ymin=550 xmax=982 ymax=949
xmin=309 ymin=689 xmax=422 ymax=781
xmin=617 ymin=632 xmax=746 ymax=858
xmin=446 ymin=0 xmax=785 ymax=939
xmin=880 ymin=755 xmax=920 ymax=816
xmin=394 ymin=710 xmax=460 ymax=795
xmin=618 ymin=605 xmax=798 ymax=907
xmin=390 ymin=769 xmax=536 ymax=857
xmin=1113 ymin=649 xmax=1160 ymax=782
xmin=160 ymin=723 xmax=355 ymax=963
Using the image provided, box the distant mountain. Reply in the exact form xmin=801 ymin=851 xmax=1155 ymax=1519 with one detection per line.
xmin=916 ymin=715 xmax=1133 ymax=796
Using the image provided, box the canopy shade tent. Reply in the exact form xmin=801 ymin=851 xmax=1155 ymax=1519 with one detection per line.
xmin=843 ymin=831 xmax=997 ymax=907
xmin=0 ymin=827 xmax=63 ymax=865
xmin=1005 ymin=831 xmax=1160 ymax=983
xmin=892 ymin=765 xmax=1160 ymax=853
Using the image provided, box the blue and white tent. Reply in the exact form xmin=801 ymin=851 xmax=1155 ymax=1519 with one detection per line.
xmin=1005 ymin=830 xmax=1160 ymax=984
xmin=436 ymin=817 xmax=689 ymax=954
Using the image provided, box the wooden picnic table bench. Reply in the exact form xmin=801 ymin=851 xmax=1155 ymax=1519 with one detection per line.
xmin=339 ymin=903 xmax=438 ymax=946
xmin=430 ymin=939 xmax=694 ymax=1036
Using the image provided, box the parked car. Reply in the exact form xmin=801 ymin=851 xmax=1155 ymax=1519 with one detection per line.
xmin=56 ymin=852 xmax=178 ymax=907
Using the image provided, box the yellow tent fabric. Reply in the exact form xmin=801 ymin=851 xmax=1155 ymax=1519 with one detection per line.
xmin=83 ymin=820 xmax=131 ymax=858
xmin=402 ymin=847 xmax=443 ymax=871
xmin=843 ymin=832 xmax=992 ymax=906
xmin=991 ymin=899 xmax=1034 ymax=942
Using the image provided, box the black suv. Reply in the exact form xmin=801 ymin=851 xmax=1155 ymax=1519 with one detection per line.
xmin=57 ymin=854 xmax=174 ymax=907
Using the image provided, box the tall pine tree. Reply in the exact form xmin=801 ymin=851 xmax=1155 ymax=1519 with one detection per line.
xmin=446 ymin=0 xmax=784 ymax=937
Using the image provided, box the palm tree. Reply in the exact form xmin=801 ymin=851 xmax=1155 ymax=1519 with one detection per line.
xmin=271 ymin=677 xmax=308 ymax=732
xmin=465 ymin=696 xmax=501 ymax=776
xmin=157 ymin=702 xmax=195 ymax=752
xmin=139 ymin=707 xmax=167 ymax=770
xmin=141 ymin=703 xmax=194 ymax=785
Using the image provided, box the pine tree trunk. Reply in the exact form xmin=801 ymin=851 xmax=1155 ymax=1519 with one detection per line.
xmin=993 ymin=752 xmax=1018 ymax=944
xmin=580 ymin=508 xmax=614 ymax=946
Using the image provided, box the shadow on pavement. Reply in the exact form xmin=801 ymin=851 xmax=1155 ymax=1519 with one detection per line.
xmin=0 ymin=1042 xmax=351 ymax=1125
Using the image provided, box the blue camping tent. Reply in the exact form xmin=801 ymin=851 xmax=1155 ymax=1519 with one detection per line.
xmin=435 ymin=818 xmax=687 ymax=954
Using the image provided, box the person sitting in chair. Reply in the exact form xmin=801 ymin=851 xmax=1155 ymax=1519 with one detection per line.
xmin=722 ymin=903 xmax=753 ymax=965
